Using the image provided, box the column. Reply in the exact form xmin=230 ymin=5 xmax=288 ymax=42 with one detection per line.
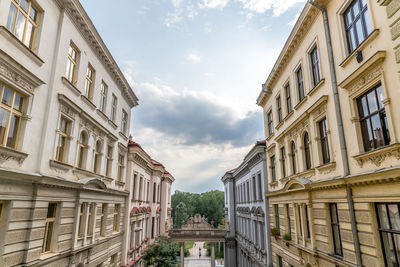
xmin=180 ymin=242 xmax=184 ymax=267
xmin=211 ymin=242 xmax=215 ymax=267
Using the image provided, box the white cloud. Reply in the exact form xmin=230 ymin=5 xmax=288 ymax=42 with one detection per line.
xmin=200 ymin=0 xmax=229 ymax=9
xmin=236 ymin=0 xmax=305 ymax=16
xmin=164 ymin=10 xmax=183 ymax=27
xmin=186 ymin=52 xmax=202 ymax=63
xmin=288 ymin=12 xmax=300 ymax=26
xmin=171 ymin=0 xmax=184 ymax=7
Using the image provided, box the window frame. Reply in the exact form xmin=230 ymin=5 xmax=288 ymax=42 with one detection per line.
xmin=291 ymin=141 xmax=297 ymax=175
xmin=55 ymin=116 xmax=71 ymax=163
xmin=117 ymin=154 xmax=125 ymax=182
xmin=343 ymin=0 xmax=372 ymax=54
xmin=78 ymin=203 xmax=85 ymax=238
xmin=329 ymin=203 xmax=343 ymax=256
xmin=113 ymin=204 xmax=120 ymax=232
xmin=270 ymin=155 xmax=276 ymax=182
xmin=285 ymin=83 xmax=292 ymax=114
xmin=357 ymin=84 xmax=390 ymax=152
xmin=297 ymin=204 xmax=303 ymax=237
xmin=87 ymin=203 xmax=94 ymax=236
xmin=267 ymin=110 xmax=273 ymax=136
xmin=281 ymin=147 xmax=286 ymax=178
xmin=65 ymin=42 xmax=80 ymax=85
xmin=6 ymin=0 xmax=40 ymax=49
xmin=296 ymin=66 xmax=305 ymax=102
xmin=319 ymin=118 xmax=330 ymax=164
xmin=286 ymin=204 xmax=291 ymax=236
xmin=0 ymin=201 xmax=5 ymax=228
xmin=77 ymin=131 xmax=88 ymax=169
xmin=42 ymin=202 xmax=57 ymax=254
xmin=304 ymin=132 xmax=312 ymax=170
xmin=309 ymin=45 xmax=321 ymax=87
xmin=0 ymin=82 xmax=25 ymax=149
xmin=100 ymin=203 xmax=107 ymax=237
xmin=111 ymin=94 xmax=117 ymax=122
xmin=99 ymin=81 xmax=108 ymax=113
xmin=274 ymin=204 xmax=280 ymax=230
xmin=84 ymin=64 xmax=95 ymax=100
xmin=93 ymin=140 xmax=102 ymax=174
xmin=105 ymin=145 xmax=113 ymax=177
xmin=277 ymin=95 xmax=282 ymax=123
xmin=121 ymin=109 xmax=128 ymax=135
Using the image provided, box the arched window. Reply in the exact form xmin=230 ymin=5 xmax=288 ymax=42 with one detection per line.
xmin=77 ymin=132 xmax=88 ymax=169
xmin=93 ymin=140 xmax=102 ymax=174
xmin=304 ymin=132 xmax=311 ymax=170
xmin=291 ymin=141 xmax=296 ymax=174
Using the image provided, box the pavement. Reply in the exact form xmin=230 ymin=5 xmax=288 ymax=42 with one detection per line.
xmin=184 ymin=242 xmax=210 ymax=267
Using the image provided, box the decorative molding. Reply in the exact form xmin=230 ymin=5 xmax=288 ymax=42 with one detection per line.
xmin=353 ymin=143 xmax=400 ymax=167
xmin=0 ymin=146 xmax=28 ymax=165
xmin=0 ymin=49 xmax=44 ymax=94
xmin=49 ymin=160 xmax=73 ymax=173
xmin=61 ymin=76 xmax=81 ymax=96
xmin=348 ymin=65 xmax=383 ymax=95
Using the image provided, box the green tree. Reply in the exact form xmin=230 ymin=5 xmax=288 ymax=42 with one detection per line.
xmin=142 ymin=237 xmax=179 ymax=267
xmin=174 ymin=201 xmax=189 ymax=229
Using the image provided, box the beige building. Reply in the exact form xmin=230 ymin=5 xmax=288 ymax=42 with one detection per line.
xmin=122 ymin=140 xmax=174 ymax=267
xmin=0 ymin=0 xmax=139 ymax=266
xmin=257 ymin=0 xmax=400 ymax=266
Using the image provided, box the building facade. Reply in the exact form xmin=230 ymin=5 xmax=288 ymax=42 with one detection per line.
xmin=257 ymin=0 xmax=400 ymax=266
xmin=0 ymin=0 xmax=141 ymax=266
xmin=122 ymin=140 xmax=174 ymax=267
xmin=222 ymin=140 xmax=272 ymax=267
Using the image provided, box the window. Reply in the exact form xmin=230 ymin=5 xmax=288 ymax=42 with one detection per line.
xmin=132 ymin=174 xmax=137 ymax=200
xmin=77 ymin=132 xmax=88 ymax=169
xmin=99 ymin=82 xmax=107 ymax=113
xmin=274 ymin=204 xmax=279 ymax=229
xmin=305 ymin=205 xmax=311 ymax=239
xmin=257 ymin=173 xmax=262 ymax=201
xmin=285 ymin=84 xmax=292 ymax=114
xmin=319 ymin=118 xmax=330 ymax=164
xmin=329 ymin=203 xmax=343 ymax=256
xmin=286 ymin=204 xmax=291 ymax=235
xmin=376 ymin=203 xmax=400 ymax=266
xmin=310 ymin=46 xmax=321 ymax=87
xmin=0 ymin=201 xmax=4 ymax=226
xmin=78 ymin=203 xmax=84 ymax=238
xmin=281 ymin=147 xmax=286 ymax=178
xmin=139 ymin=177 xmax=143 ymax=200
xmin=42 ymin=203 xmax=57 ymax=253
xmin=246 ymin=181 xmax=250 ymax=203
xmin=121 ymin=110 xmax=128 ymax=135
xmin=304 ymin=132 xmax=312 ymax=170
xmin=291 ymin=141 xmax=296 ymax=174
xmin=111 ymin=94 xmax=117 ymax=122
xmin=0 ymin=83 xmax=24 ymax=149
xmin=278 ymin=255 xmax=283 ymax=267
xmin=296 ymin=66 xmax=305 ymax=102
xmin=252 ymin=176 xmax=256 ymax=202
xmin=87 ymin=203 xmax=94 ymax=235
xmin=153 ymin=182 xmax=156 ymax=202
xmin=100 ymin=204 xmax=106 ymax=237
xmin=297 ymin=205 xmax=303 ymax=237
xmin=151 ymin=217 xmax=155 ymax=238
xmin=344 ymin=0 xmax=372 ymax=54
xmin=267 ymin=111 xmax=273 ymax=136
xmin=93 ymin=141 xmax=102 ymax=174
xmin=110 ymin=254 xmax=117 ymax=267
xmin=65 ymin=42 xmax=79 ymax=84
xmin=277 ymin=96 xmax=282 ymax=123
xmin=56 ymin=116 xmax=70 ymax=162
xmin=105 ymin=145 xmax=113 ymax=177
xmin=113 ymin=204 xmax=120 ymax=232
xmin=357 ymin=84 xmax=390 ymax=152
xmin=6 ymin=0 xmax=39 ymax=49
xmin=118 ymin=154 xmax=124 ymax=181
xmin=84 ymin=65 xmax=95 ymax=100
xmin=270 ymin=155 xmax=276 ymax=182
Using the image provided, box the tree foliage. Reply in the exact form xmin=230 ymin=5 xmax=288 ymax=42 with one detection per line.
xmin=171 ymin=190 xmax=224 ymax=228
xmin=142 ymin=237 xmax=180 ymax=267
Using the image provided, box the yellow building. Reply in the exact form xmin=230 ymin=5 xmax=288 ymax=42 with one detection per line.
xmin=257 ymin=0 xmax=400 ymax=266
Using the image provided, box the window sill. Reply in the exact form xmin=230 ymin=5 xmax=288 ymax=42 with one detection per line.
xmin=81 ymin=95 xmax=96 ymax=111
xmin=108 ymin=120 xmax=118 ymax=130
xmin=119 ymin=132 xmax=128 ymax=141
xmin=73 ymin=167 xmax=101 ymax=178
xmin=269 ymin=181 xmax=278 ymax=187
xmin=39 ymin=252 xmax=59 ymax=260
xmin=115 ymin=180 xmax=125 ymax=186
xmin=96 ymin=109 xmax=109 ymax=121
xmin=307 ymin=78 xmax=325 ymax=97
xmin=275 ymin=120 xmax=284 ymax=130
xmin=61 ymin=77 xmax=80 ymax=96
xmin=283 ymin=110 xmax=294 ymax=121
xmin=266 ymin=133 xmax=274 ymax=142
xmin=316 ymin=161 xmax=336 ymax=172
xmin=0 ymin=26 xmax=44 ymax=66
xmin=353 ymin=143 xmax=400 ymax=167
xmin=49 ymin=160 xmax=73 ymax=171
xmin=103 ymin=176 xmax=113 ymax=182
xmin=339 ymin=29 xmax=380 ymax=68
xmin=293 ymin=96 xmax=308 ymax=111
xmin=0 ymin=146 xmax=28 ymax=164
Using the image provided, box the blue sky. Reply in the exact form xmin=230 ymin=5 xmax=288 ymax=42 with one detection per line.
xmin=81 ymin=0 xmax=306 ymax=193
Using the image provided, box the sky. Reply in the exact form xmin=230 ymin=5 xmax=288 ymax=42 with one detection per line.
xmin=81 ymin=0 xmax=306 ymax=193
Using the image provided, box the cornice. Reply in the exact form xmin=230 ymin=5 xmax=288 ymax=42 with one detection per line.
xmin=57 ymin=0 xmax=138 ymax=108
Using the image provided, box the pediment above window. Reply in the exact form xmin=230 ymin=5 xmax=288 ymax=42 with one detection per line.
xmin=0 ymin=49 xmax=44 ymax=94
xmin=78 ymin=177 xmax=107 ymax=190
xmin=284 ymin=178 xmax=310 ymax=192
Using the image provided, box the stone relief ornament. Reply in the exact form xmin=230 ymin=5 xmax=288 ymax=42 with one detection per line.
xmin=349 ymin=66 xmax=382 ymax=94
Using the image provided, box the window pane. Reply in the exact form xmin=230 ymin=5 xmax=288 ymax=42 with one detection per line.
xmin=29 ymin=6 xmax=37 ymax=21
xmin=394 ymin=234 xmax=400 ymax=265
xmin=389 ymin=204 xmax=400 ymax=231
xmin=0 ymin=109 xmax=10 ymax=145
xmin=345 ymin=10 xmax=353 ymax=26
xmin=2 ymin=87 xmax=13 ymax=106
xmin=349 ymin=27 xmax=357 ymax=52
xmin=352 ymin=1 xmax=360 ymax=16
xmin=370 ymin=114 xmax=385 ymax=147
xmin=360 ymin=119 xmax=373 ymax=151
xmin=6 ymin=114 xmax=19 ymax=148
xmin=44 ymin=222 xmax=54 ymax=252
xmin=6 ymin=4 xmax=17 ymax=31
xmin=376 ymin=85 xmax=384 ymax=109
xmin=13 ymin=93 xmax=23 ymax=112
xmin=381 ymin=232 xmax=397 ymax=267
xmin=355 ymin=19 xmax=364 ymax=44
xmin=24 ymin=21 xmax=34 ymax=47
xmin=363 ymin=9 xmax=372 ymax=35
xmin=378 ymin=204 xmax=390 ymax=229
xmin=367 ymin=90 xmax=378 ymax=113
xmin=20 ymin=0 xmax=29 ymax=13
xmin=15 ymin=12 xmax=26 ymax=41
xmin=333 ymin=226 xmax=342 ymax=254
xmin=359 ymin=96 xmax=368 ymax=118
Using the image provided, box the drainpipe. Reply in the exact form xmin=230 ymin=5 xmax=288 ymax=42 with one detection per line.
xmin=262 ymin=150 xmax=273 ymax=267
xmin=307 ymin=2 xmax=361 ymax=267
